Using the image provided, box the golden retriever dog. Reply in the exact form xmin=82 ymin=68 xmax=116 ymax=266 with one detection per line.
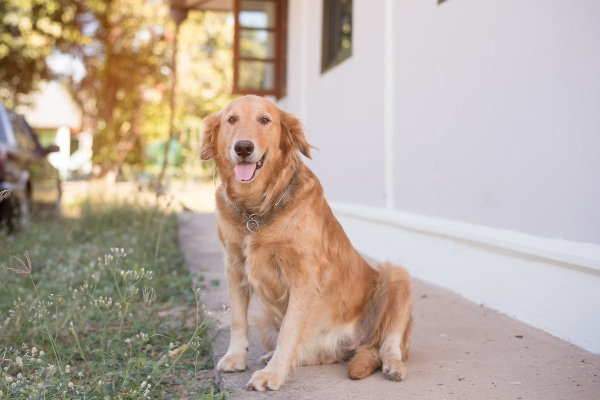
xmin=200 ymin=95 xmax=413 ymax=391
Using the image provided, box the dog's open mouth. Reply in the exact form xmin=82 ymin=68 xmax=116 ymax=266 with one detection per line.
xmin=234 ymin=152 xmax=266 ymax=182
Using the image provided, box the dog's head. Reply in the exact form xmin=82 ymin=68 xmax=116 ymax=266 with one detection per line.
xmin=200 ymin=96 xmax=312 ymax=189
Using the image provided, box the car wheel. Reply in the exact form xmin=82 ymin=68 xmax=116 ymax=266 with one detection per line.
xmin=0 ymin=192 xmax=29 ymax=233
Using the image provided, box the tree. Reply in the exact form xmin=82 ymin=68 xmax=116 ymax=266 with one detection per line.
xmin=0 ymin=0 xmax=87 ymax=108
xmin=65 ymin=1 xmax=234 ymax=182
xmin=156 ymin=9 xmax=234 ymax=184
xmin=2 ymin=0 xmax=234 ymax=183
xmin=64 ymin=0 xmax=171 ymax=181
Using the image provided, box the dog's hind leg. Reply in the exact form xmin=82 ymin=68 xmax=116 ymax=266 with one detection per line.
xmin=252 ymin=304 xmax=279 ymax=365
xmin=348 ymin=346 xmax=381 ymax=380
xmin=347 ymin=262 xmax=413 ymax=381
xmin=353 ymin=262 xmax=413 ymax=381
xmin=380 ymin=322 xmax=411 ymax=381
xmin=378 ymin=262 xmax=413 ymax=381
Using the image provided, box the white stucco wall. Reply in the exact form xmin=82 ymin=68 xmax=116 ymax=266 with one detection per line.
xmin=282 ymin=0 xmax=600 ymax=244
xmin=279 ymin=0 xmax=600 ymax=353
xmin=392 ymin=0 xmax=600 ymax=244
xmin=282 ymin=0 xmax=387 ymax=208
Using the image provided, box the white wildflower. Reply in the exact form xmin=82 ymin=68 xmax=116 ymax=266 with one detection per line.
xmin=143 ymin=287 xmax=157 ymax=307
xmin=111 ymin=248 xmax=127 ymax=257
xmin=46 ymin=364 xmax=57 ymax=378
xmin=137 ymin=332 xmax=149 ymax=343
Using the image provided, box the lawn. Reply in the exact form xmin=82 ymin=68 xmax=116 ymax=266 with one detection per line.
xmin=0 ymin=185 xmax=222 ymax=399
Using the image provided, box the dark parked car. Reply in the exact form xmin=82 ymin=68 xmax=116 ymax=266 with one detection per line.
xmin=0 ymin=103 xmax=62 ymax=232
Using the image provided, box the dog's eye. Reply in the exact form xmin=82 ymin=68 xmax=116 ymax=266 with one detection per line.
xmin=259 ymin=116 xmax=271 ymax=125
xmin=227 ymin=115 xmax=237 ymax=124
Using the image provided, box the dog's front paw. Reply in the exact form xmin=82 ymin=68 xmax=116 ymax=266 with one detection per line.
xmin=382 ymin=359 xmax=407 ymax=382
xmin=247 ymin=368 xmax=285 ymax=391
xmin=217 ymin=351 xmax=247 ymax=373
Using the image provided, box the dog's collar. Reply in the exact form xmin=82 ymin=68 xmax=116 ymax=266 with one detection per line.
xmin=233 ymin=185 xmax=290 ymax=233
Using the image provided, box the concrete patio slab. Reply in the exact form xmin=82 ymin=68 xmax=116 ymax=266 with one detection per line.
xmin=179 ymin=212 xmax=600 ymax=399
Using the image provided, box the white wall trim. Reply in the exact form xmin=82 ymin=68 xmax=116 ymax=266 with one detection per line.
xmin=332 ymin=202 xmax=600 ymax=274
xmin=331 ymin=202 xmax=600 ymax=354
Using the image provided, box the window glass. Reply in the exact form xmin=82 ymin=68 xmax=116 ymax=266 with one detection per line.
xmin=322 ymin=0 xmax=353 ymax=73
xmin=233 ymin=0 xmax=287 ymax=98
xmin=239 ymin=0 xmax=276 ymax=28
xmin=8 ymin=112 xmax=37 ymax=151
xmin=238 ymin=61 xmax=275 ymax=90
xmin=240 ymin=29 xmax=276 ymax=59
xmin=0 ymin=122 xmax=6 ymax=142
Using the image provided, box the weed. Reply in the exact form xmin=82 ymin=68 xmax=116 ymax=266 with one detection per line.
xmin=0 ymin=185 xmax=224 ymax=399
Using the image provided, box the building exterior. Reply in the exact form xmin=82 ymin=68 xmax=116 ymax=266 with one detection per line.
xmin=202 ymin=0 xmax=600 ymax=353
xmin=18 ymin=81 xmax=93 ymax=179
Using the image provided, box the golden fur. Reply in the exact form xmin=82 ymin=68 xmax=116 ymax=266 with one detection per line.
xmin=200 ymin=95 xmax=413 ymax=391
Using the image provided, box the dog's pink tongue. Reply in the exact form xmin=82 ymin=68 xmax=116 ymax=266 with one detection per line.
xmin=234 ymin=162 xmax=257 ymax=181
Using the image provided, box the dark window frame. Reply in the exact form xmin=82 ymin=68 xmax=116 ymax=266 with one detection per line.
xmin=232 ymin=0 xmax=288 ymax=99
xmin=321 ymin=0 xmax=353 ymax=73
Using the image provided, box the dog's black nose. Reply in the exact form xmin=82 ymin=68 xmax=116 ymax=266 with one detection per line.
xmin=234 ymin=140 xmax=254 ymax=158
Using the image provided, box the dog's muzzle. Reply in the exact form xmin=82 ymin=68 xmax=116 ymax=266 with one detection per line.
xmin=232 ymin=140 xmax=266 ymax=182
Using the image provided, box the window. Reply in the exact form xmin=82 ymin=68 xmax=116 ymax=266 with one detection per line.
xmin=233 ymin=0 xmax=288 ymax=99
xmin=321 ymin=0 xmax=352 ymax=73
xmin=8 ymin=112 xmax=37 ymax=152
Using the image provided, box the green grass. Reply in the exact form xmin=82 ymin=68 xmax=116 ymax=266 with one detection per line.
xmin=0 ymin=187 xmax=223 ymax=399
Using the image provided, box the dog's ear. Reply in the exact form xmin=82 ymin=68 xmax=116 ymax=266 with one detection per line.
xmin=280 ymin=110 xmax=314 ymax=159
xmin=200 ymin=112 xmax=220 ymax=160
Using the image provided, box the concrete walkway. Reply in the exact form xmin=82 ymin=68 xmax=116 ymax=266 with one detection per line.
xmin=178 ymin=212 xmax=600 ymax=400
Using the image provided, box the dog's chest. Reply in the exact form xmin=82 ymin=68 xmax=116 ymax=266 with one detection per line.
xmin=241 ymin=234 xmax=296 ymax=300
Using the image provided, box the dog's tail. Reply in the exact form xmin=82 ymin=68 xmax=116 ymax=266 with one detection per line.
xmin=348 ymin=261 xmax=413 ymax=380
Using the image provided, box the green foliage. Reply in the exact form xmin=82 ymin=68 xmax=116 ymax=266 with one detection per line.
xmin=65 ymin=2 xmax=235 ymax=180
xmin=177 ymin=11 xmax=234 ymax=117
xmin=168 ymin=10 xmax=234 ymax=182
xmin=1 ymin=0 xmax=234 ymax=181
xmin=0 ymin=187 xmax=224 ymax=399
xmin=0 ymin=0 xmax=87 ymax=107
xmin=68 ymin=0 xmax=172 ymax=174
